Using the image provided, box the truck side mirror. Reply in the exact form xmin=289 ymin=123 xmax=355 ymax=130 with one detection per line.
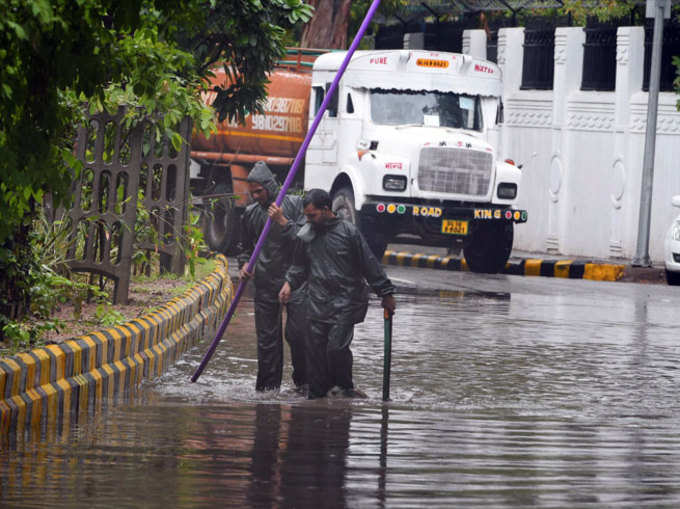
xmin=495 ymin=100 xmax=504 ymax=125
xmin=672 ymin=195 xmax=680 ymax=208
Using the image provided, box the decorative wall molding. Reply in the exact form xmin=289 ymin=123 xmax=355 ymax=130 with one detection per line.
xmin=462 ymin=34 xmax=471 ymax=55
xmin=611 ymin=158 xmax=626 ymax=208
xmin=609 ymin=240 xmax=624 ymax=258
xmin=554 ymin=46 xmax=567 ymax=65
xmin=505 ymin=109 xmax=553 ymax=127
xmin=554 ymin=32 xmax=568 ymax=65
xmin=505 ymin=100 xmax=553 ymax=127
xmin=567 ymin=112 xmax=615 ymax=131
xmin=616 ymin=45 xmax=629 ymax=65
xmin=545 ymin=236 xmax=560 ymax=253
xmin=566 ymin=101 xmax=616 ymax=131
xmin=630 ymin=114 xmax=680 ymax=134
xmin=549 ymin=155 xmax=562 ymax=200
xmin=497 ymin=32 xmax=507 ymax=65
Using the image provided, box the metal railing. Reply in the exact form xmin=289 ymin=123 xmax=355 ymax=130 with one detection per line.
xmin=521 ymin=28 xmax=555 ymax=90
xmin=581 ymin=24 xmax=617 ymax=91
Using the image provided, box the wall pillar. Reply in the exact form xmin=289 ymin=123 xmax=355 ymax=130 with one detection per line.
xmin=547 ymin=27 xmax=585 ymax=253
xmin=611 ymin=27 xmax=645 ymax=258
xmin=497 ymin=27 xmax=524 ymax=161
xmin=462 ymin=29 xmax=487 ymax=59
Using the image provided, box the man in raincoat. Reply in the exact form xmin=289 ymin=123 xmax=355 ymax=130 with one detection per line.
xmin=279 ymin=188 xmax=396 ymax=399
xmin=238 ymin=161 xmax=307 ymax=393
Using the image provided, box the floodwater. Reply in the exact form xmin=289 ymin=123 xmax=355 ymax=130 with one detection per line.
xmin=3 ymin=274 xmax=680 ymax=508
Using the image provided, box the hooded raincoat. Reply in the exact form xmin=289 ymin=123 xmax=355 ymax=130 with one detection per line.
xmin=286 ymin=217 xmax=395 ymax=398
xmin=237 ymin=162 xmax=307 ymax=391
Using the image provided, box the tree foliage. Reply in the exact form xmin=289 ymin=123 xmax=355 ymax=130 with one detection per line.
xmin=0 ymin=0 xmax=312 ymax=247
xmin=0 ymin=0 xmax=312 ymax=329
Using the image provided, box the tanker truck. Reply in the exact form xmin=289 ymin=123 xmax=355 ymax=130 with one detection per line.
xmin=190 ymin=48 xmax=528 ymax=273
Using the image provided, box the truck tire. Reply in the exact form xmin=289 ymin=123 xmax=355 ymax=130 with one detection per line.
xmin=202 ymin=185 xmax=240 ymax=255
xmin=331 ymin=186 xmax=357 ymax=225
xmin=665 ymin=269 xmax=680 ymax=286
xmin=463 ymin=221 xmax=513 ymax=274
xmin=332 ymin=186 xmax=386 ymax=260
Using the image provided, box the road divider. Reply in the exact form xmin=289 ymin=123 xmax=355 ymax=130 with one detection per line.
xmin=0 ymin=255 xmax=233 ymax=438
xmin=382 ymin=250 xmax=625 ymax=281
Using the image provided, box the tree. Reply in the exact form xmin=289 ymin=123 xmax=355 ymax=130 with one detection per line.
xmin=301 ymin=0 xmax=406 ymax=49
xmin=301 ymin=0 xmax=352 ymax=48
xmin=0 ymin=0 xmax=312 ymax=327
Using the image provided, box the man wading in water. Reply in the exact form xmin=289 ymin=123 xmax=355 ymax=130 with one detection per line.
xmin=238 ymin=161 xmax=308 ymax=394
xmin=279 ymin=188 xmax=396 ymax=399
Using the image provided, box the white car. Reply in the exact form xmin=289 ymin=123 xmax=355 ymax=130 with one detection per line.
xmin=664 ymin=195 xmax=680 ymax=285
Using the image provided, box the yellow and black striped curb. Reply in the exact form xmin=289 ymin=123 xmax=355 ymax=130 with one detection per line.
xmin=0 ymin=255 xmax=233 ymax=437
xmin=382 ymin=250 xmax=625 ymax=281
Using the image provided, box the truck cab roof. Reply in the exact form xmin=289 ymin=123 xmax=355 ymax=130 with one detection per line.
xmin=312 ymin=50 xmax=502 ymax=97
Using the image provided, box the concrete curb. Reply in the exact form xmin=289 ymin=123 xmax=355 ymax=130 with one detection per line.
xmin=0 ymin=255 xmax=233 ymax=437
xmin=382 ymin=250 xmax=626 ymax=282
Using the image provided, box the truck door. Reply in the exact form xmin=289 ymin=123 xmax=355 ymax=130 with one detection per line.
xmin=307 ymin=82 xmax=338 ymax=167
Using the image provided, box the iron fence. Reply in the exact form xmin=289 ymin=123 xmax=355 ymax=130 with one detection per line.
xmin=521 ymin=28 xmax=555 ymax=90
xmin=581 ymin=23 xmax=617 ymax=91
xmin=643 ymin=19 xmax=680 ymax=92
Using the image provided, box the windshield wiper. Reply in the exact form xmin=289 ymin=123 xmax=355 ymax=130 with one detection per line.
xmin=394 ymin=123 xmax=424 ymax=129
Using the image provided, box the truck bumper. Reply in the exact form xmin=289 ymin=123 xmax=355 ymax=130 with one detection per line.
xmin=360 ymin=199 xmax=528 ymax=245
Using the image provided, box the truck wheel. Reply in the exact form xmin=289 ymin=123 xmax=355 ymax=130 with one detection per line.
xmin=666 ymin=269 xmax=680 ymax=286
xmin=202 ymin=185 xmax=240 ymax=255
xmin=463 ymin=221 xmax=513 ymax=274
xmin=331 ymin=186 xmax=357 ymax=225
xmin=332 ymin=186 xmax=386 ymax=259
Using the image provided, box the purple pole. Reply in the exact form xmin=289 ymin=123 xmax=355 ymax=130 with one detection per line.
xmin=191 ymin=0 xmax=382 ymax=382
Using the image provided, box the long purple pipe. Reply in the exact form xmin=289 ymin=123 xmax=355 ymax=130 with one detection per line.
xmin=191 ymin=0 xmax=382 ymax=382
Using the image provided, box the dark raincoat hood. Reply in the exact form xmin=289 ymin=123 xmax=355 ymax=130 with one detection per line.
xmin=247 ymin=161 xmax=279 ymax=204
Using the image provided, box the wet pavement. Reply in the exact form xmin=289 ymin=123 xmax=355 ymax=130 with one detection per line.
xmin=3 ymin=267 xmax=680 ymax=507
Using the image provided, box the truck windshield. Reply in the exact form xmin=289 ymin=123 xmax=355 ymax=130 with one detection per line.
xmin=369 ymin=89 xmax=482 ymax=131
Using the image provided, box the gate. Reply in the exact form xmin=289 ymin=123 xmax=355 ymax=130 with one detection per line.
xmin=67 ymin=108 xmax=191 ymax=304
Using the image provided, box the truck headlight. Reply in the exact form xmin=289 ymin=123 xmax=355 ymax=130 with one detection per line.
xmin=672 ymin=221 xmax=680 ymax=241
xmin=497 ymin=183 xmax=517 ymax=199
xmin=383 ymin=175 xmax=407 ymax=192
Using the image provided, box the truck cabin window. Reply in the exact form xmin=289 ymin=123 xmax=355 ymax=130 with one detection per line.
xmin=313 ymin=86 xmax=324 ymax=115
xmin=325 ymin=82 xmax=339 ymax=117
xmin=369 ymin=89 xmax=483 ymax=131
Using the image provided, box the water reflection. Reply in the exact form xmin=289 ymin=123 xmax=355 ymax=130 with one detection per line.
xmin=4 ymin=287 xmax=680 ymax=507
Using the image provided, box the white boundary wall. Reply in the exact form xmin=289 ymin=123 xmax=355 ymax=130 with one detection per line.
xmin=463 ymin=27 xmax=680 ymax=262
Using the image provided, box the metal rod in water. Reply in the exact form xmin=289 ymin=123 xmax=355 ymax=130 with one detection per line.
xmin=382 ymin=309 xmax=393 ymax=401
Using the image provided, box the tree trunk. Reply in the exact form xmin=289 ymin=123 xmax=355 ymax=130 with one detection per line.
xmin=301 ymin=0 xmax=352 ymax=49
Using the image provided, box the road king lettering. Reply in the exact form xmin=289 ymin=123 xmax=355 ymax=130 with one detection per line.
xmin=385 ymin=162 xmax=402 ymax=169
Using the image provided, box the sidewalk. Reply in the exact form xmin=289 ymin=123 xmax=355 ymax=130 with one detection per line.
xmin=384 ymin=243 xmax=667 ymax=284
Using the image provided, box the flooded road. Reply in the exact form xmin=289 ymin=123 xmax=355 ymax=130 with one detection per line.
xmin=3 ymin=267 xmax=680 ymax=507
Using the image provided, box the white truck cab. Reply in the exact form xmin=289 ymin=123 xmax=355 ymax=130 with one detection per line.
xmin=304 ymin=49 xmax=527 ymax=273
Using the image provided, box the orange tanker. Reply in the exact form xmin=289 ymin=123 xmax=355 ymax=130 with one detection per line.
xmin=191 ymin=68 xmax=311 ymax=161
xmin=189 ymin=48 xmax=325 ymax=253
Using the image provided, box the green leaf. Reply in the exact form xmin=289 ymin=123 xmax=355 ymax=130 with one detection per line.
xmin=7 ymin=21 xmax=27 ymax=40
xmin=170 ymin=132 xmax=183 ymax=152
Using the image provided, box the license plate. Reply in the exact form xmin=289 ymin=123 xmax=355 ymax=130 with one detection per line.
xmin=441 ymin=219 xmax=468 ymax=235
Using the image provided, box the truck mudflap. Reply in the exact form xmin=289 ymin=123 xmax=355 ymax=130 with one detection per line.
xmin=360 ymin=200 xmax=527 ymax=240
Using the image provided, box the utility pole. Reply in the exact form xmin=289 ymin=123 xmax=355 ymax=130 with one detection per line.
xmin=632 ymin=0 xmax=670 ymax=266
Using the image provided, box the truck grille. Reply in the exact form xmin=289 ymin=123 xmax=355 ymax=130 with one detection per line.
xmin=418 ymin=147 xmax=493 ymax=196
